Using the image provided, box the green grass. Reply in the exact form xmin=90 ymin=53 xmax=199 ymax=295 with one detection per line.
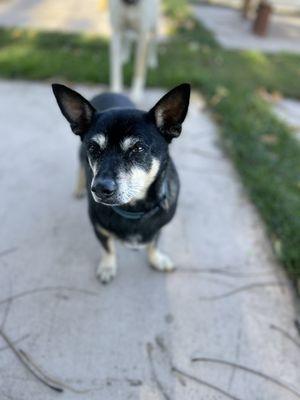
xmin=0 ymin=20 xmax=299 ymax=279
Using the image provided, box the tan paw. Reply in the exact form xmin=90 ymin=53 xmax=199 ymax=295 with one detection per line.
xmin=149 ymin=250 xmax=175 ymax=273
xmin=96 ymin=256 xmax=117 ymax=284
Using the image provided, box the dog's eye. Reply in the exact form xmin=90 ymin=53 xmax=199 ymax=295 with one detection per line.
xmin=88 ymin=143 xmax=100 ymax=156
xmin=130 ymin=144 xmax=144 ymax=155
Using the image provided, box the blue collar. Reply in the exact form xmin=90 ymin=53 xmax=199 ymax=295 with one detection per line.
xmin=111 ymin=207 xmax=146 ymax=220
xmin=111 ymin=178 xmax=168 ymax=220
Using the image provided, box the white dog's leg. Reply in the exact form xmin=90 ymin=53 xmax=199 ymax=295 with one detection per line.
xmin=147 ymin=241 xmax=175 ymax=272
xmin=131 ymin=31 xmax=149 ymax=102
xmin=121 ymin=33 xmax=132 ymax=65
xmin=148 ymin=37 xmax=158 ymax=69
xmin=110 ymin=31 xmax=123 ymax=93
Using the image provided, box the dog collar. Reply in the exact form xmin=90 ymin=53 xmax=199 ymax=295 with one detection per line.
xmin=112 ymin=178 xmax=168 ymax=220
xmin=111 ymin=207 xmax=146 ymax=220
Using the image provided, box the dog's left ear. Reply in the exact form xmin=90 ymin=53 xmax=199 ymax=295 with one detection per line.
xmin=52 ymin=83 xmax=95 ymax=137
xmin=149 ymin=83 xmax=190 ymax=142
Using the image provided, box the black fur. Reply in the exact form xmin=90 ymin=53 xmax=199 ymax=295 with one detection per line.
xmin=122 ymin=0 xmax=140 ymax=5
xmin=52 ymin=84 xmax=190 ymax=246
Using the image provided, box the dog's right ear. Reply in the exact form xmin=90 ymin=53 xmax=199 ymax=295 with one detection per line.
xmin=149 ymin=83 xmax=190 ymax=143
xmin=52 ymin=84 xmax=95 ymax=137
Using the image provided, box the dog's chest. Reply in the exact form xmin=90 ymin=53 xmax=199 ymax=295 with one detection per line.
xmin=122 ymin=7 xmax=142 ymax=30
xmin=122 ymin=234 xmax=146 ymax=250
xmin=111 ymin=0 xmax=157 ymax=31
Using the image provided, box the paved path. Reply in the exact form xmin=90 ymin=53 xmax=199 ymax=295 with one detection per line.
xmin=201 ymin=0 xmax=300 ymax=13
xmin=273 ymin=97 xmax=300 ymax=141
xmin=1 ymin=0 xmax=299 ymax=53
xmin=0 ymin=0 xmax=111 ymax=35
xmin=0 ymin=80 xmax=299 ymax=399
xmin=194 ymin=4 xmax=300 ymax=53
xmin=0 ymin=0 xmax=167 ymax=36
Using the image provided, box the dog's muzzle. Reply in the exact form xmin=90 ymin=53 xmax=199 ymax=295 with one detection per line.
xmin=91 ymin=177 xmax=117 ymax=204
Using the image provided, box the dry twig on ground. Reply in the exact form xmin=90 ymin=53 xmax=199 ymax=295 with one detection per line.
xmin=191 ymin=356 xmax=300 ymax=398
xmin=198 ymin=281 xmax=287 ymax=300
xmin=151 ymin=336 xmax=244 ymax=400
xmin=270 ymin=324 xmax=300 ymax=350
xmin=0 ymin=329 xmax=63 ymax=393
xmin=147 ymin=342 xmax=171 ymax=400
xmin=0 ymin=286 xmax=98 ymax=308
xmin=171 ymin=366 xmax=243 ymax=400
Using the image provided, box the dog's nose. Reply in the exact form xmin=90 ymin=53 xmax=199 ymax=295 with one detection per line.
xmin=92 ymin=178 xmax=117 ymax=197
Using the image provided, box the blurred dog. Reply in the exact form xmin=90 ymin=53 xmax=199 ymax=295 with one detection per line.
xmin=109 ymin=0 xmax=160 ymax=101
xmin=52 ymin=83 xmax=190 ymax=283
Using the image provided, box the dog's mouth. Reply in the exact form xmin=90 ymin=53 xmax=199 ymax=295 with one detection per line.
xmin=91 ymin=191 xmax=128 ymax=207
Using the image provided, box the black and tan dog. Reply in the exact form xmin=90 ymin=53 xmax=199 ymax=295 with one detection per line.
xmin=52 ymin=83 xmax=190 ymax=283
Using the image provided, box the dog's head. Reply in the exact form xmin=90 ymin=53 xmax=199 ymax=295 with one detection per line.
xmin=121 ymin=0 xmax=140 ymax=5
xmin=52 ymin=84 xmax=190 ymax=206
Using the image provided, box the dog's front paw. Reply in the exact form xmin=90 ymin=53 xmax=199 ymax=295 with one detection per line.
xmin=149 ymin=250 xmax=175 ymax=273
xmin=73 ymin=188 xmax=86 ymax=199
xmin=96 ymin=256 xmax=117 ymax=284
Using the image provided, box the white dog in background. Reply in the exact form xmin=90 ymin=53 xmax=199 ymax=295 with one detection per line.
xmin=109 ymin=0 xmax=160 ymax=101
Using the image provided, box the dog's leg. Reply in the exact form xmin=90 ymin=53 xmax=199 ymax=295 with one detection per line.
xmin=121 ymin=33 xmax=132 ymax=65
xmin=131 ymin=31 xmax=149 ymax=102
xmin=73 ymin=163 xmax=86 ymax=199
xmin=147 ymin=37 xmax=158 ymax=69
xmin=94 ymin=224 xmax=117 ymax=284
xmin=110 ymin=31 xmax=123 ymax=93
xmin=147 ymin=239 xmax=175 ymax=273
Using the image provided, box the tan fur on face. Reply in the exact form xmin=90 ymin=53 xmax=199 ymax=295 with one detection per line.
xmin=94 ymin=133 xmax=107 ymax=150
xmin=120 ymin=136 xmax=139 ymax=152
xmin=118 ymin=158 xmax=160 ymax=203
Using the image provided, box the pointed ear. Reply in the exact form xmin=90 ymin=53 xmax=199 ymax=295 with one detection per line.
xmin=149 ymin=83 xmax=190 ymax=142
xmin=52 ymin=84 xmax=95 ymax=137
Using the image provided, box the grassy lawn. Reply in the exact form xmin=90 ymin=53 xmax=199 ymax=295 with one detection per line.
xmin=0 ymin=17 xmax=299 ymax=282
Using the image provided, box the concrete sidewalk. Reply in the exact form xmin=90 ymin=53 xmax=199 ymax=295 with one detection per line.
xmin=0 ymin=80 xmax=299 ymax=399
xmin=0 ymin=0 xmax=111 ymax=35
xmin=194 ymin=4 xmax=300 ymax=53
xmin=273 ymin=97 xmax=300 ymax=141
